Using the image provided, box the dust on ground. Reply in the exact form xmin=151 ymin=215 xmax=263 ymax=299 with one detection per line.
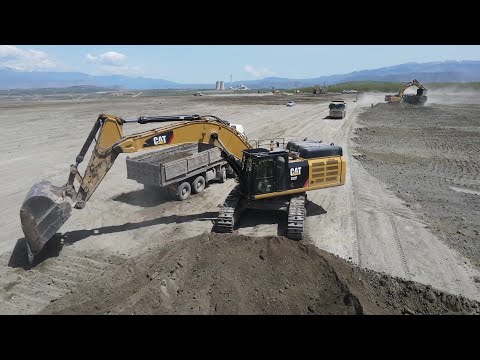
xmin=42 ymin=233 xmax=480 ymax=315
xmin=353 ymin=102 xmax=480 ymax=268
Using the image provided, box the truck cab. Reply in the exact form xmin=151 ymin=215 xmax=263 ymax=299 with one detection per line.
xmin=329 ymin=100 xmax=347 ymax=119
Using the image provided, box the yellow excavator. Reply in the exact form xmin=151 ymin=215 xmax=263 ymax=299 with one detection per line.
xmin=385 ymin=79 xmax=428 ymax=105
xmin=313 ymin=85 xmax=327 ymax=94
xmin=20 ymin=114 xmax=346 ymax=262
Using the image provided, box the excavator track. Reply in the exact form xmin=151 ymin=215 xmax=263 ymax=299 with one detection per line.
xmin=214 ymin=185 xmax=244 ymax=233
xmin=287 ymin=194 xmax=307 ymax=240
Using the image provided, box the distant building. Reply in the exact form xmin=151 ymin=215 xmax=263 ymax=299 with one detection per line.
xmin=236 ymin=84 xmax=250 ymax=91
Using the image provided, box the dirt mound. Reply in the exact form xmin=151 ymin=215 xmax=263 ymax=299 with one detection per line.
xmin=41 ymin=234 xmax=480 ymax=315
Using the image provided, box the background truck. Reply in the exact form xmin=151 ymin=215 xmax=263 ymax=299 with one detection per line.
xmin=126 ymin=143 xmax=231 ymax=201
xmin=329 ymin=100 xmax=347 ymax=119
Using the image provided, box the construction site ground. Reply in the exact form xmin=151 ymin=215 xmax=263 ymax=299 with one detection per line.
xmin=1 ymin=91 xmax=479 ymax=314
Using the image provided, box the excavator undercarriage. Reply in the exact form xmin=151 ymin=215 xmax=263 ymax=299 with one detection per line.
xmin=215 ymin=187 xmax=307 ymax=239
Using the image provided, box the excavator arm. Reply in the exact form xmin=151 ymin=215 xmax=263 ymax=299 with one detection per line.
xmin=397 ymin=79 xmax=425 ymax=98
xmin=20 ymin=113 xmax=252 ymax=261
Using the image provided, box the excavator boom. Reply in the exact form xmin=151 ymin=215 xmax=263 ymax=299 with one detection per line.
xmin=20 ymin=114 xmax=251 ymax=262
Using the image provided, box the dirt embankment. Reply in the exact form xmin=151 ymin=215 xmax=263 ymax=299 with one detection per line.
xmin=353 ymin=103 xmax=480 ymax=268
xmin=42 ymin=233 xmax=480 ymax=315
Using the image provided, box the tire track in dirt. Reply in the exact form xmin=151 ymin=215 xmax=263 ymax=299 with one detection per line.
xmin=389 ymin=215 xmax=411 ymax=280
xmin=351 ymin=101 xmax=480 ymax=300
xmin=0 ymin=248 xmax=118 ymax=314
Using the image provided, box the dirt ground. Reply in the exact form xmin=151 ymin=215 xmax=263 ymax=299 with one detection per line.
xmin=1 ymin=91 xmax=479 ymax=314
xmin=353 ymin=100 xmax=480 ymax=268
xmin=41 ymin=233 xmax=480 ymax=315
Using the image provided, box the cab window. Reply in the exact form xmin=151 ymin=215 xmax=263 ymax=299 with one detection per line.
xmin=256 ymin=159 xmax=274 ymax=194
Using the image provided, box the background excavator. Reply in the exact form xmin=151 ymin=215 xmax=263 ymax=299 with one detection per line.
xmin=20 ymin=113 xmax=346 ymax=263
xmin=313 ymin=85 xmax=327 ymax=94
xmin=385 ymin=79 xmax=428 ymax=105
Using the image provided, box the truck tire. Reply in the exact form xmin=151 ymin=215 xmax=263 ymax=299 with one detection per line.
xmin=225 ymin=165 xmax=234 ymax=177
xmin=191 ymin=175 xmax=206 ymax=194
xmin=176 ymin=181 xmax=191 ymax=201
xmin=219 ymin=166 xmax=227 ymax=183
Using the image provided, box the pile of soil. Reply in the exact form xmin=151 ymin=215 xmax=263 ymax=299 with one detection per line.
xmin=353 ymin=103 xmax=480 ymax=267
xmin=42 ymin=233 xmax=480 ymax=315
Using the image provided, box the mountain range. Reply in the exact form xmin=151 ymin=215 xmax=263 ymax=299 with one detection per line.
xmin=2 ymin=60 xmax=480 ymax=90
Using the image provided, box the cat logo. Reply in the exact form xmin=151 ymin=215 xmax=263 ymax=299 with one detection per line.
xmin=144 ymin=131 xmax=174 ymax=147
xmin=290 ymin=167 xmax=302 ymax=180
xmin=290 ymin=167 xmax=302 ymax=176
xmin=153 ymin=135 xmax=167 ymax=145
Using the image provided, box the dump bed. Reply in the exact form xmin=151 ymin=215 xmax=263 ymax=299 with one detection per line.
xmin=126 ymin=143 xmax=224 ymax=187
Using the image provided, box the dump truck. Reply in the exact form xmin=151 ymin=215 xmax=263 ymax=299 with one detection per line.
xmin=329 ymin=100 xmax=347 ymax=119
xmin=126 ymin=143 xmax=231 ymax=200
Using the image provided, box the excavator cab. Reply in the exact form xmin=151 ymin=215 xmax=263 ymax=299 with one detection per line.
xmin=240 ymin=149 xmax=288 ymax=199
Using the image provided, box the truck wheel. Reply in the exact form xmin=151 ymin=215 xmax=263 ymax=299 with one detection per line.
xmin=225 ymin=165 xmax=234 ymax=177
xmin=219 ymin=167 xmax=227 ymax=183
xmin=177 ymin=182 xmax=191 ymax=201
xmin=192 ymin=176 xmax=205 ymax=194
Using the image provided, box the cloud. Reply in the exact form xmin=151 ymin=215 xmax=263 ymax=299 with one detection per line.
xmin=86 ymin=51 xmax=127 ymax=66
xmin=85 ymin=50 xmax=141 ymax=75
xmin=85 ymin=53 xmax=97 ymax=62
xmin=244 ymin=64 xmax=275 ymax=78
xmin=0 ymin=45 xmax=57 ymax=70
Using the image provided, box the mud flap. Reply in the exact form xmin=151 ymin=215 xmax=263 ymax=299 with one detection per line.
xmin=20 ymin=181 xmax=72 ymax=263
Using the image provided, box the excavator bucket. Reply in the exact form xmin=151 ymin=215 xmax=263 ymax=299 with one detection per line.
xmin=20 ymin=181 xmax=72 ymax=263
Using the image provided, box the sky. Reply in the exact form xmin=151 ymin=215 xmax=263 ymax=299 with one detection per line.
xmin=2 ymin=45 xmax=480 ymax=83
